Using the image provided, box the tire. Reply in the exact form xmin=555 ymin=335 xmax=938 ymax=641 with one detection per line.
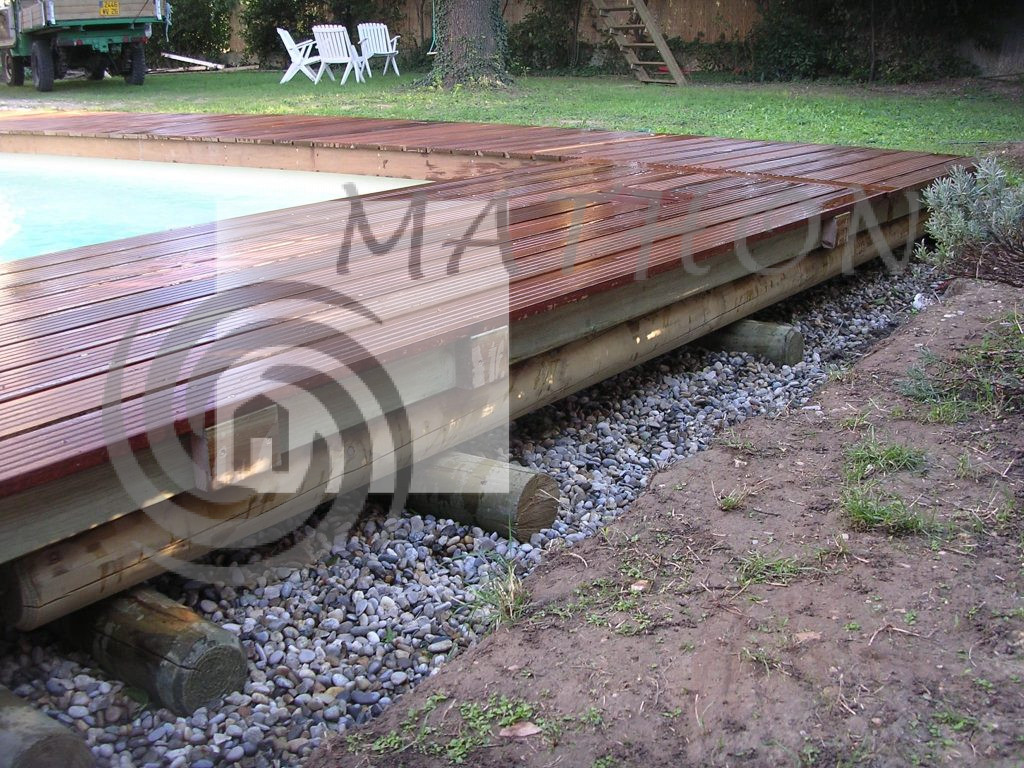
xmin=124 ymin=42 xmax=144 ymax=86
xmin=88 ymin=63 xmax=106 ymax=80
xmin=2 ymin=49 xmax=24 ymax=86
xmin=30 ymin=38 xmax=53 ymax=92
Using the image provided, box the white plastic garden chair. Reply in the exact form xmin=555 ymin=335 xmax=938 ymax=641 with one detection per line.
xmin=311 ymin=25 xmax=367 ymax=85
xmin=276 ymin=28 xmax=322 ymax=84
xmin=357 ymin=22 xmax=400 ymax=76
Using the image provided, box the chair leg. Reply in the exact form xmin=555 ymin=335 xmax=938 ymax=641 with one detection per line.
xmin=340 ymin=61 xmax=353 ymax=85
xmin=313 ymin=62 xmax=330 ymax=84
xmin=389 ymin=55 xmax=399 ymax=76
xmin=281 ymin=63 xmax=300 ymax=83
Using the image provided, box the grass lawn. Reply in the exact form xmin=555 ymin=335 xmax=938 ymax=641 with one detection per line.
xmin=2 ymin=69 xmax=1020 ymax=154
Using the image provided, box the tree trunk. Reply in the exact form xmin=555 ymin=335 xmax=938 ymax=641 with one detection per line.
xmin=431 ymin=0 xmax=510 ymax=87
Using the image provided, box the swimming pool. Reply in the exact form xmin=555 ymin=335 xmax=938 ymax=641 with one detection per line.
xmin=0 ymin=153 xmax=426 ymax=263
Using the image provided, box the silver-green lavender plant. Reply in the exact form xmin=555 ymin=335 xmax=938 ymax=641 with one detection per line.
xmin=916 ymin=156 xmax=1024 ymax=265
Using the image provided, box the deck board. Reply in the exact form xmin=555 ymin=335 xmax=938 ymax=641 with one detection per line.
xmin=0 ymin=112 xmax=961 ymax=509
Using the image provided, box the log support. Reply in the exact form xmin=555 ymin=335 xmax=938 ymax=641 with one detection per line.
xmin=406 ymin=451 xmax=559 ymax=541
xmin=63 ymin=588 xmax=247 ymax=715
xmin=0 ymin=685 xmax=92 ymax=768
xmin=698 ymin=319 xmax=805 ymax=366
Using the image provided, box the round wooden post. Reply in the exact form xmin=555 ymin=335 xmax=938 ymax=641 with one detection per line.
xmin=64 ymin=588 xmax=247 ymax=715
xmin=406 ymin=452 xmax=559 ymax=541
xmin=698 ymin=319 xmax=804 ymax=366
xmin=0 ymin=685 xmax=92 ymax=768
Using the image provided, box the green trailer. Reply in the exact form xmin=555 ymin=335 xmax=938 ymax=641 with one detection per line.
xmin=0 ymin=0 xmax=168 ymax=91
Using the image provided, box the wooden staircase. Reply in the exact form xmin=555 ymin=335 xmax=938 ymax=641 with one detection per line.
xmin=592 ymin=0 xmax=685 ymax=86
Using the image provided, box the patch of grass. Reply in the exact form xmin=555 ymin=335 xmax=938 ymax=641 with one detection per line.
xmin=714 ymin=482 xmax=752 ymax=511
xmin=578 ymin=706 xmax=605 ymax=728
xmin=844 ymin=432 xmax=927 ymax=482
xmin=925 ymin=398 xmax=975 ymax=424
xmin=372 ymin=692 xmax=540 ymax=765
xmin=736 ymin=551 xmax=805 ymax=586
xmin=471 ymin=555 xmax=530 ymax=630
xmin=955 ymin=449 xmax=983 ymax=480
xmin=839 ymin=412 xmax=874 ymax=431
xmin=841 ymin=485 xmax=930 ymax=535
xmin=931 ymin=707 xmax=979 ymax=733
xmin=900 ymin=313 xmax=1024 ymax=423
xmin=741 ymin=646 xmax=786 ymax=675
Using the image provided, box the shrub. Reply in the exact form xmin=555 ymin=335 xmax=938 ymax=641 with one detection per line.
xmin=506 ymin=0 xmax=588 ymax=73
xmin=918 ymin=157 xmax=1024 ymax=266
xmin=749 ymin=5 xmax=824 ymax=80
xmin=146 ymin=0 xmax=234 ymax=63
xmin=747 ymin=0 xmax=1001 ymax=83
xmin=667 ymin=33 xmax=752 ymax=75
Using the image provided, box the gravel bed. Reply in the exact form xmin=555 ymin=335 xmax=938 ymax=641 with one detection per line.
xmin=0 ymin=260 xmax=939 ymax=767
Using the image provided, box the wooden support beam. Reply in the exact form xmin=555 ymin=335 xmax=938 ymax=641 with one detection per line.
xmin=507 ymin=214 xmax=921 ymax=417
xmin=510 ymin=194 xmax=914 ymax=363
xmin=2 ymin=385 xmax=510 ymax=630
xmin=63 ymin=588 xmax=247 ymax=716
xmin=0 ymin=685 xmax=93 ymax=768
xmin=406 ymin=452 xmax=559 ymax=541
xmin=698 ymin=320 xmax=804 ymax=366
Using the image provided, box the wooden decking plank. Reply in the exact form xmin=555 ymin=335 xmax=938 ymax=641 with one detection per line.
xmin=0 ymin=198 xmax=650 ymax=395
xmin=0 ymin=164 xmax=600 ymax=290
xmin=0 ymin=179 xmax=836 ymax=427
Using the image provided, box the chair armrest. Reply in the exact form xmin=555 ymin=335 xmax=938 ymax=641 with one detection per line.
xmin=296 ymin=39 xmax=315 ymax=53
xmin=390 ymin=35 xmax=400 ymax=44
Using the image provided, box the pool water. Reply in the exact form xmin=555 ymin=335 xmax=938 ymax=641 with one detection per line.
xmin=0 ymin=153 xmax=425 ymax=263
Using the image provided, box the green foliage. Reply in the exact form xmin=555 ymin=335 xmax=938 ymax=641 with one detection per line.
xmin=842 ymin=485 xmax=930 ymax=535
xmin=146 ymin=0 xmax=234 ymax=61
xmin=844 ymin=434 xmax=926 ymax=482
xmin=749 ymin=5 xmax=823 ymax=80
xmin=666 ymin=33 xmax=751 ymax=76
xmin=507 ymin=0 xmax=590 ymax=73
xmin=241 ymin=0 xmax=401 ymax=65
xmin=747 ymin=0 xmax=1007 ymax=82
xmin=918 ymin=157 xmax=1024 ymax=266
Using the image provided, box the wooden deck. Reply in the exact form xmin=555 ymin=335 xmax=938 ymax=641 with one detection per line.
xmin=0 ymin=112 xmax=962 ymax=571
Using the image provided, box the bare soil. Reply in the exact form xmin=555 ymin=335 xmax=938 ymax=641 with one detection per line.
xmin=311 ymin=278 xmax=1024 ymax=768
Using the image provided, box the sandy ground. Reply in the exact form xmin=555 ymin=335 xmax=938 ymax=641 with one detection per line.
xmin=310 ymin=278 xmax=1024 ymax=768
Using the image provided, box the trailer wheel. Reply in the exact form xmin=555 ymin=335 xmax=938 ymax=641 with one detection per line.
xmin=124 ymin=42 xmax=145 ymax=86
xmin=2 ymin=50 xmax=24 ymax=86
xmin=88 ymin=63 xmax=106 ymax=80
xmin=30 ymin=39 xmax=53 ymax=92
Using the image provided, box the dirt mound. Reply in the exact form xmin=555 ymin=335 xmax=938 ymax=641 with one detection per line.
xmin=310 ymin=279 xmax=1024 ymax=768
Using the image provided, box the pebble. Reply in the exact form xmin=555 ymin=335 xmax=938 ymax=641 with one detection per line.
xmin=0 ymin=260 xmax=937 ymax=767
